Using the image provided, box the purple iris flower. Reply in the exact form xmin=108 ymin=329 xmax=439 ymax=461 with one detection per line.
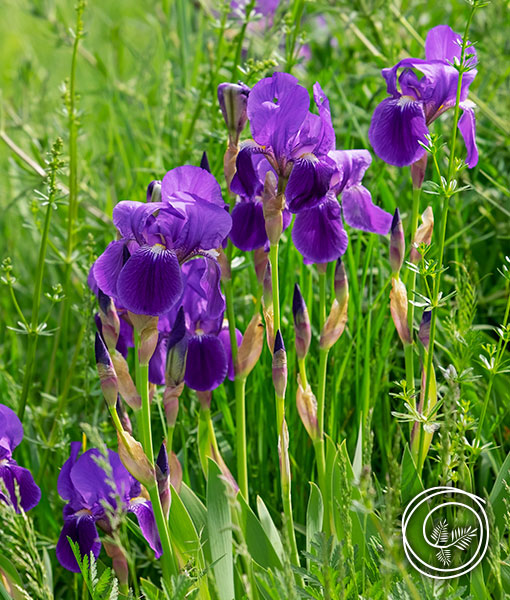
xmin=91 ymin=166 xmax=231 ymax=316
xmin=236 ymin=73 xmax=336 ymax=214
xmin=369 ymin=25 xmax=478 ymax=168
xmin=56 ymin=442 xmax=161 ymax=572
xmin=292 ymin=150 xmax=393 ymax=263
xmin=149 ymin=257 xmax=230 ymax=392
xmin=0 ymin=404 xmax=41 ymax=513
xmin=230 ymin=151 xmax=291 ymax=251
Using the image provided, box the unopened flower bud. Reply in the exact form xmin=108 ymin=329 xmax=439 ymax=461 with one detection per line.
xmin=163 ymin=382 xmax=183 ymax=428
xmin=111 ymin=350 xmax=141 ymax=410
xmin=262 ymin=171 xmax=284 ymax=245
xmin=235 ymin=313 xmax=264 ymax=378
xmin=217 ymin=82 xmax=250 ymax=145
xmin=390 ymin=208 xmax=405 ymax=275
xmin=254 ymin=247 xmax=269 ymax=285
xmin=117 ymin=431 xmax=155 ymax=489
xmin=217 ymin=247 xmax=231 ymax=282
xmin=418 ymin=310 xmax=432 ymax=350
xmin=320 ymin=297 xmax=349 ymax=350
xmin=411 ymin=153 xmax=428 ymax=190
xmin=410 ymin=206 xmax=434 ymax=264
xmin=390 ymin=277 xmax=411 ymax=345
xmin=263 ymin=261 xmax=272 ymax=308
xmin=292 ymin=284 xmax=311 ymax=360
xmin=156 ymin=442 xmax=171 ymax=519
xmin=296 ymin=375 xmax=318 ymax=441
xmin=97 ymin=290 xmax=120 ymax=351
xmin=95 ymin=333 xmax=118 ymax=408
xmin=146 ymin=180 xmax=162 ymax=203
xmin=129 ymin=313 xmax=159 ymax=365
xmin=103 ymin=542 xmax=129 ymax=589
xmin=278 ymin=419 xmax=291 ymax=488
xmin=200 ymin=151 xmax=211 ymax=173
xmin=165 ymin=307 xmax=188 ymax=387
xmin=272 ymin=330 xmax=287 ymax=399
xmin=170 ymin=451 xmax=183 ymax=493
xmin=334 ymin=258 xmax=349 ymax=307
xmin=116 ymin=396 xmax=132 ymax=434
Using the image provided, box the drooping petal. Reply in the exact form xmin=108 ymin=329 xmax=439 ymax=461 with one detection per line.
xmin=292 ymin=198 xmax=348 ymax=264
xmin=184 ymin=334 xmax=228 ymax=391
xmin=148 ymin=334 xmax=168 ymax=386
xmin=425 ymin=24 xmax=477 ymax=66
xmin=0 ymin=462 xmax=41 ymax=512
xmin=458 ymin=101 xmax=478 ymax=168
xmin=128 ymin=499 xmax=162 ymax=558
xmin=247 ymin=72 xmax=310 ymax=156
xmin=368 ymin=96 xmax=428 ymax=167
xmin=230 ymin=146 xmax=270 ymax=200
xmin=56 ymin=514 xmax=101 ymax=573
xmin=218 ymin=327 xmax=243 ymax=381
xmin=116 ymin=245 xmax=183 ymax=316
xmin=0 ymin=405 xmax=23 ymax=456
xmin=93 ymin=240 xmax=129 ymax=298
xmin=286 ymin=155 xmax=334 ymax=213
xmin=162 ymin=165 xmax=224 ymax=207
xmin=57 ymin=441 xmax=82 ymax=502
xmin=230 ymin=201 xmax=267 ymax=251
xmin=341 ymin=186 xmax=392 ymax=235
xmin=312 ymin=82 xmax=336 ymax=154
xmin=181 ymin=258 xmax=225 ymax=329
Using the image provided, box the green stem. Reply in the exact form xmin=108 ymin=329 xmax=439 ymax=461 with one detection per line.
xmin=18 ymin=144 xmax=60 ymax=421
xmin=235 ymin=376 xmax=248 ymax=498
xmin=298 ymin=357 xmax=308 ymax=389
xmin=139 ymin=363 xmax=154 ymax=464
xmin=269 ymin=243 xmax=280 ymax=333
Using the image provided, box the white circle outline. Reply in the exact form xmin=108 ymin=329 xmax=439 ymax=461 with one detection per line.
xmin=402 ymin=486 xmax=489 ymax=579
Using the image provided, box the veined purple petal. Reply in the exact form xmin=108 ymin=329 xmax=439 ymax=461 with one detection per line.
xmin=56 ymin=514 xmax=101 ymax=573
xmin=117 ymin=245 xmax=183 ymax=316
xmin=149 ymin=334 xmax=168 ymax=386
xmin=230 ymin=201 xmax=267 ymax=251
xmin=184 ymin=334 xmax=228 ymax=391
xmin=286 ymin=155 xmax=334 ymax=213
xmin=329 ymin=149 xmax=372 ymax=195
xmin=458 ymin=102 xmax=478 ymax=168
xmin=312 ymin=82 xmax=336 ymax=154
xmin=93 ymin=240 xmax=129 ymax=298
xmin=0 ymin=462 xmax=41 ymax=512
xmin=128 ymin=498 xmax=162 ymax=558
xmin=162 ymin=165 xmax=224 ymax=207
xmin=173 ymin=197 xmax=232 ymax=258
xmin=247 ymin=72 xmax=310 ymax=156
xmin=181 ymin=258 xmax=225 ymax=330
xmin=425 ymin=24 xmax=477 ymax=66
xmin=0 ymin=405 xmax=23 ymax=456
xmin=230 ymin=147 xmax=268 ymax=199
xmin=218 ymin=327 xmax=243 ymax=381
xmin=292 ymin=198 xmax=348 ymax=264
xmin=342 ymin=186 xmax=392 ymax=235
xmin=368 ymin=96 xmax=428 ymax=167
xmin=113 ymin=201 xmax=168 ymax=243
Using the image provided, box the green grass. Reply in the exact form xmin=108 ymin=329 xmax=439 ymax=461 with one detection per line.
xmin=0 ymin=0 xmax=510 ymax=598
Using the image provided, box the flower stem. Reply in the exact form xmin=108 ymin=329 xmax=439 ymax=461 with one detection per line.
xmin=235 ymin=376 xmax=248 ymax=498
xmin=269 ymin=243 xmax=280 ymax=333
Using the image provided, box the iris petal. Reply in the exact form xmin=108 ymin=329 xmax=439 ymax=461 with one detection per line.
xmin=286 ymin=156 xmax=334 ymax=213
xmin=368 ymin=97 xmax=428 ymax=167
xmin=162 ymin=165 xmax=224 ymax=207
xmin=230 ymin=201 xmax=267 ymax=251
xmin=342 ymin=186 xmax=392 ymax=235
xmin=292 ymin=198 xmax=348 ymax=264
xmin=129 ymin=499 xmax=162 ymax=558
xmin=0 ymin=405 xmax=23 ymax=454
xmin=0 ymin=462 xmax=41 ymax=512
xmin=184 ymin=334 xmax=228 ymax=391
xmin=56 ymin=515 xmax=101 ymax=573
xmin=458 ymin=102 xmax=478 ymax=168
xmin=117 ymin=245 xmax=183 ymax=316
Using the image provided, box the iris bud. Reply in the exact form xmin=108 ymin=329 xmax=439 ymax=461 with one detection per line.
xmin=95 ymin=332 xmax=118 ymax=408
xmin=254 ymin=247 xmax=269 ymax=285
xmin=320 ymin=298 xmax=349 ymax=350
xmin=129 ymin=313 xmax=159 ymax=366
xmin=411 ymin=154 xmax=428 ymax=190
xmin=97 ymin=290 xmax=120 ymax=351
xmin=410 ymin=206 xmax=434 ymax=264
xmin=117 ymin=430 xmax=156 ymax=489
xmin=235 ymin=313 xmax=264 ymax=378
xmin=146 ymin=180 xmax=162 ymax=203
xmin=418 ymin=310 xmax=432 ymax=350
xmin=217 ymin=82 xmax=250 ymax=146
xmin=334 ymin=258 xmax=349 ymax=307
xmin=110 ymin=350 xmax=141 ymax=411
xmin=262 ymin=262 xmax=274 ymax=351
xmin=165 ymin=307 xmax=188 ymax=388
xmin=390 ymin=208 xmax=405 ymax=275
xmin=156 ymin=442 xmax=171 ymax=519
xmin=116 ymin=396 xmax=132 ymax=434
xmin=163 ymin=383 xmax=183 ymax=428
xmin=272 ymin=330 xmax=287 ymax=399
xmin=200 ymin=151 xmax=211 ymax=173
xmin=390 ymin=277 xmax=411 ymax=345
xmin=296 ymin=375 xmax=318 ymax=441
xmin=292 ymin=284 xmax=311 ymax=360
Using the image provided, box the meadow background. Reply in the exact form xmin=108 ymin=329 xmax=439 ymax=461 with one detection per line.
xmin=0 ymin=0 xmax=509 ymax=598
